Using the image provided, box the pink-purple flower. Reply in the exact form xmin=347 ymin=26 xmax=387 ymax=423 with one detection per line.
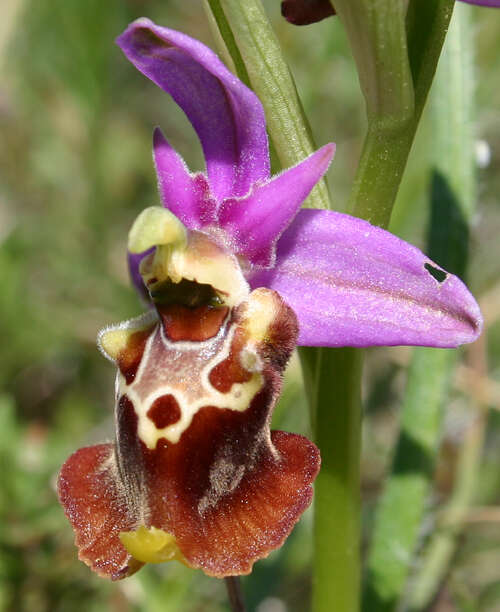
xmin=118 ymin=18 xmax=482 ymax=350
xmin=57 ymin=18 xmax=483 ymax=582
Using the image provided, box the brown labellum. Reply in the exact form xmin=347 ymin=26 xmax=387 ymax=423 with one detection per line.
xmin=58 ymin=230 xmax=321 ymax=579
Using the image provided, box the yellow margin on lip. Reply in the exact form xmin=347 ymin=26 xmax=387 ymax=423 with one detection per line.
xmin=120 ymin=526 xmax=189 ymax=566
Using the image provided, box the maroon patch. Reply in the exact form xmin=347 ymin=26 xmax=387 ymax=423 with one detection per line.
xmin=158 ymin=304 xmax=228 ymax=342
xmin=117 ymin=326 xmax=155 ymax=384
xmin=147 ymin=394 xmax=182 ymax=428
xmin=209 ymin=328 xmax=252 ymax=393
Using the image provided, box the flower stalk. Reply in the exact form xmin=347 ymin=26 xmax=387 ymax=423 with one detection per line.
xmin=333 ymin=0 xmax=454 ymax=226
xmin=225 ymin=577 xmax=246 ymax=612
xmin=302 ymin=346 xmax=363 ymax=612
xmin=310 ymin=2 xmax=455 ymax=611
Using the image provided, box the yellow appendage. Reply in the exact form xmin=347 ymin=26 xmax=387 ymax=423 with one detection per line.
xmin=120 ymin=526 xmax=188 ymax=565
xmin=128 ymin=206 xmax=187 ymax=254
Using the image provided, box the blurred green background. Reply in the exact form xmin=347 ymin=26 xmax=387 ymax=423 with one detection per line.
xmin=0 ymin=1 xmax=499 ymax=610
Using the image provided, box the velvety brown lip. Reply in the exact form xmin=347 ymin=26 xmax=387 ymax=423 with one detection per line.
xmin=58 ymin=214 xmax=320 ymax=580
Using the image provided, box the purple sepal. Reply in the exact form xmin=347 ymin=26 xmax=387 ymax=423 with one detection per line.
xmin=153 ymin=128 xmax=217 ymax=229
xmin=128 ymin=250 xmax=152 ymax=303
xmin=218 ymin=144 xmax=335 ymax=267
xmin=459 ymin=0 xmax=500 ymax=6
xmin=116 ymin=18 xmax=270 ymax=202
xmin=248 ymin=209 xmax=483 ymax=348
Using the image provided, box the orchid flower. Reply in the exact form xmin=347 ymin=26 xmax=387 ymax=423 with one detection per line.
xmin=57 ymin=18 xmax=482 ymax=582
xmin=59 ymin=210 xmax=319 ymax=579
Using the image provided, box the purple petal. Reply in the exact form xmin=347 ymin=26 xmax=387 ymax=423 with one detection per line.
xmin=248 ymin=210 xmax=483 ymax=348
xmin=128 ymin=250 xmax=152 ymax=303
xmin=217 ymin=144 xmax=335 ymax=267
xmin=117 ymin=19 xmax=270 ymax=202
xmin=153 ymin=128 xmax=217 ymax=229
xmin=459 ymin=0 xmax=500 ymax=6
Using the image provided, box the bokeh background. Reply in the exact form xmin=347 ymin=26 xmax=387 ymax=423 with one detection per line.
xmin=0 ymin=1 xmax=499 ymax=610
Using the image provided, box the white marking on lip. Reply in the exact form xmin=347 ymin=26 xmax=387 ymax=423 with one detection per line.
xmin=117 ymin=319 xmax=264 ymax=449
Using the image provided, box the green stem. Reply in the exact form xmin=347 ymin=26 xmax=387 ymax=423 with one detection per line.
xmin=311 ymin=3 xmax=454 ymax=611
xmin=334 ymin=0 xmax=455 ymax=226
xmin=309 ymin=2 xmax=455 ymax=611
xmin=301 ymin=347 xmax=364 ymax=612
xmin=347 ymin=124 xmax=415 ymax=227
xmin=204 ymin=0 xmax=251 ymax=88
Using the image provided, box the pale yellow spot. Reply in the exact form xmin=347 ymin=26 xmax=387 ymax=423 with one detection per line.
xmin=168 ymin=238 xmax=248 ymax=307
xmin=138 ymin=228 xmax=249 ymax=308
xmin=239 ymin=348 xmax=261 ymax=373
xmin=120 ymin=526 xmax=189 ymax=566
xmin=128 ymin=207 xmax=187 ymax=254
xmin=99 ymin=329 xmax=132 ymax=360
xmin=243 ymin=289 xmax=278 ymax=342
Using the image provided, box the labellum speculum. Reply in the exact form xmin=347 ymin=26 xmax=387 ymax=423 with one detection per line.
xmin=58 ymin=207 xmax=320 ymax=580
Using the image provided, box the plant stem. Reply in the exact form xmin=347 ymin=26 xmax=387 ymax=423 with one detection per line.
xmin=335 ymin=0 xmax=455 ymax=227
xmin=224 ymin=576 xmax=246 ymax=612
xmin=308 ymin=3 xmax=455 ymax=611
xmin=204 ymin=0 xmax=251 ymax=88
xmin=300 ymin=347 xmax=364 ymax=612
